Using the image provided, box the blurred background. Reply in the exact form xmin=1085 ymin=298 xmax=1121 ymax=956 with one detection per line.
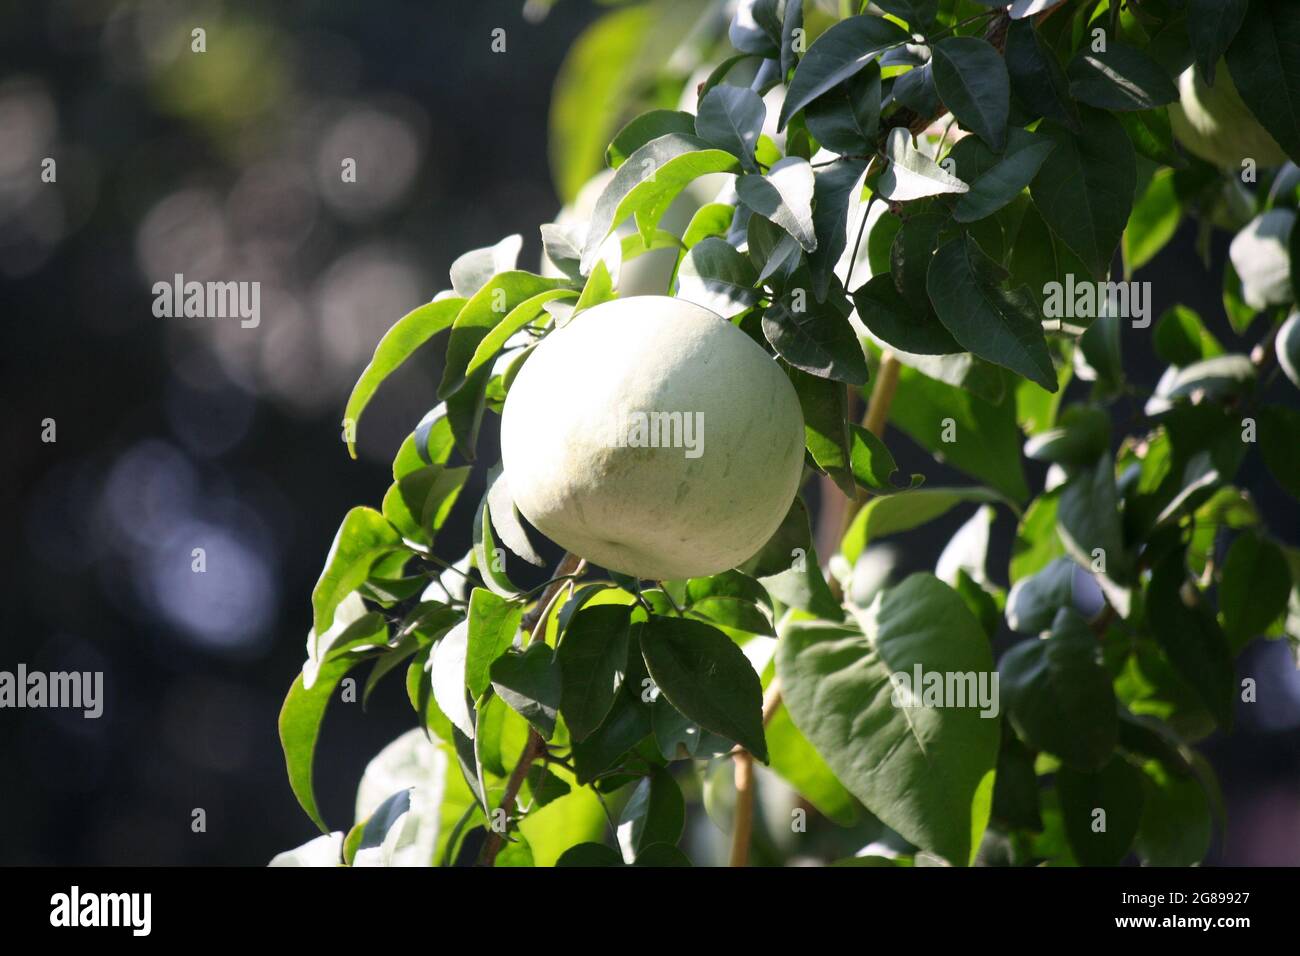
xmin=1 ymin=0 xmax=1297 ymax=865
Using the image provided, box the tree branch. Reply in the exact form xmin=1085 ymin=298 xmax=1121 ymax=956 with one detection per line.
xmin=477 ymin=551 xmax=583 ymax=866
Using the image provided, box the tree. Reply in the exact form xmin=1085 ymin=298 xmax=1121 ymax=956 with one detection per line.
xmin=273 ymin=0 xmax=1300 ymax=868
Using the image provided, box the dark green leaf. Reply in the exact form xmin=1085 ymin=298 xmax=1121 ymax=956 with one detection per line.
xmin=1225 ymin=0 xmax=1300 ymax=162
xmin=640 ymin=615 xmax=767 ymax=761
xmin=1188 ymin=0 xmax=1248 ymax=84
xmin=927 ymin=235 xmax=1057 ymax=391
xmin=465 ymin=588 xmax=523 ymax=699
xmin=617 ymin=767 xmax=685 ymax=858
xmin=557 ymin=604 xmax=632 ymax=742
xmin=763 ymin=293 xmax=868 ymax=385
xmin=805 ymin=63 xmax=881 ymax=155
xmin=1030 ymin=108 xmax=1136 ymax=279
xmin=607 ymin=110 xmax=697 ymax=168
xmin=808 ymin=159 xmax=869 ymax=300
xmin=1056 ymin=756 xmax=1145 ymax=865
xmin=1067 ymin=39 xmax=1178 ymax=112
xmin=695 ymin=86 xmax=766 ymax=171
xmin=777 ymin=14 xmax=910 ymax=130
xmin=932 ymin=37 xmax=1011 ymax=151
xmin=1219 ymin=532 xmax=1290 ymax=651
xmin=675 ymin=237 xmax=759 ymax=318
xmin=491 ymin=642 xmax=561 ymax=739
xmin=1000 ymin=608 xmax=1117 ymax=771
xmin=953 ymin=139 xmax=1055 ymax=224
xmin=736 ymin=157 xmax=817 ymax=251
xmin=1146 ymin=550 xmax=1235 ymax=728
xmin=777 ymin=575 xmax=999 ymax=865
xmin=1004 ymin=17 xmax=1080 ymax=132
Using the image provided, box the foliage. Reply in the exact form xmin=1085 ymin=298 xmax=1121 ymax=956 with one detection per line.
xmin=277 ymin=0 xmax=1300 ymax=868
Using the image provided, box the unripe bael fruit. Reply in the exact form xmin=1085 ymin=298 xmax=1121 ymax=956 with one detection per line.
xmin=1169 ymin=63 xmax=1288 ymax=169
xmin=500 ymin=296 xmax=805 ymax=581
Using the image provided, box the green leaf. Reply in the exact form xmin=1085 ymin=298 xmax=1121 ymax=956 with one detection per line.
xmin=1277 ymin=310 xmax=1300 ymax=390
xmin=607 ymin=109 xmax=697 ymax=168
xmin=450 ymin=235 xmax=522 ymax=299
xmin=1123 ymin=167 xmax=1180 ymax=276
xmin=889 ymin=209 xmax=947 ymax=305
xmin=777 ymin=14 xmax=910 ymax=131
xmin=1022 ymin=403 xmax=1109 ymax=467
xmin=1010 ymin=490 xmax=1064 ymax=582
xmin=342 ymin=297 xmax=464 ymax=459
xmin=695 ymin=85 xmax=766 ymax=172
xmin=805 ymin=62 xmax=881 ymax=155
xmin=1004 ymin=17 xmax=1080 ymax=132
xmin=280 ymin=654 xmax=363 ymax=833
xmin=471 ymin=490 xmax=519 ymax=598
xmin=1117 ymin=108 xmax=1186 ymax=168
xmin=582 ymin=133 xmax=741 ymax=273
xmin=841 ymin=487 xmax=1005 ymax=566
xmin=556 ymin=842 xmax=623 ymax=867
xmin=485 ymin=467 xmax=544 ymax=568
xmin=927 ymin=235 xmax=1057 ymax=391
xmin=1153 ymin=305 xmax=1223 ymax=367
xmin=1056 ymin=453 xmax=1133 ymax=583
xmin=1000 ymin=608 xmax=1117 ymax=772
xmin=777 ymin=575 xmax=999 ymax=865
xmin=1229 ymin=209 xmax=1296 ymax=310
xmin=381 ymin=464 xmax=469 ymax=545
xmin=809 ymin=159 xmax=869 ymax=300
xmin=312 ymin=507 xmax=402 ymax=635
xmin=464 ymin=589 xmax=523 ymax=700
xmin=675 ymin=237 xmax=759 ymax=318
xmin=953 ymin=138 xmax=1055 ymax=224
xmin=888 ymin=362 xmax=1030 ymax=503
xmin=1225 ymin=0 xmax=1300 ymax=163
xmin=853 ymin=273 xmax=961 ymax=355
xmin=490 ymin=642 xmax=561 ymax=739
xmin=1219 ymin=532 xmax=1291 ymax=651
xmin=681 ymin=202 xmax=735 ymax=251
xmin=1188 ymin=0 xmax=1249 ymax=85
xmin=1006 ymin=557 xmax=1080 ymax=634
xmin=1067 ymin=39 xmax=1178 ymax=112
xmin=763 ymin=292 xmax=868 ymax=386
xmin=1030 ymin=108 xmax=1136 ymax=279
xmin=932 ymin=37 xmax=1011 ymax=151
xmin=571 ymin=685 xmax=653 ymax=783
xmin=766 ymin=697 xmax=860 ymax=826
xmin=736 ymin=157 xmax=817 ymax=251
xmin=1134 ymin=759 xmax=1213 ymax=866
xmin=747 ymin=213 xmax=802 ymax=285
xmin=617 ymin=767 xmax=685 ymax=860
xmin=1146 ymin=550 xmax=1235 ymax=729
xmin=439 ymin=273 xmax=565 ymax=399
xmin=1259 ymin=404 xmax=1300 ymax=498
xmin=879 ymin=127 xmax=970 ymax=201
xmin=848 ymin=423 xmax=922 ymax=495
xmin=1056 ymin=757 xmax=1145 ymax=865
xmin=464 ymin=288 xmax=576 ymax=386
xmin=557 ymin=604 xmax=632 ymax=742
xmin=874 ymin=0 xmax=937 ymax=29
xmin=639 ymin=615 xmax=767 ymax=761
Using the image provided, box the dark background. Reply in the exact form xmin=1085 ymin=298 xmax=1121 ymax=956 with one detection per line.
xmin=1 ymin=0 xmax=1297 ymax=865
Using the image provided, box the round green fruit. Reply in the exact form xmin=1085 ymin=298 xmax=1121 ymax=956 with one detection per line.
xmin=500 ymin=295 xmax=805 ymax=581
xmin=1169 ymin=63 xmax=1288 ymax=169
